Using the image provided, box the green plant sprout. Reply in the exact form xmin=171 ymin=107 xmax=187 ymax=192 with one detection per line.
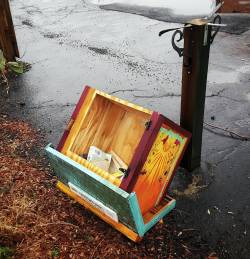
xmin=0 ymin=246 xmax=14 ymax=259
xmin=0 ymin=49 xmax=24 ymax=94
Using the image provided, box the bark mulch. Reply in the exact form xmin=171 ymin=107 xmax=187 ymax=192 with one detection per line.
xmin=0 ymin=115 xmax=215 ymax=258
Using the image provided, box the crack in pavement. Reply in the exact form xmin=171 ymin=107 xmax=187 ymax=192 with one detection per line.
xmin=206 ymin=88 xmax=226 ymax=98
xmin=206 ymin=88 xmax=247 ymax=103
xmin=212 ymin=143 xmax=244 ymax=166
xmin=133 ymin=89 xmax=226 ymax=99
xmin=204 ymin=123 xmax=250 ymax=144
xmin=108 ymin=89 xmax=144 ymax=94
xmin=216 ymin=95 xmax=248 ymax=103
xmin=30 ymin=103 xmax=75 ymax=109
xmin=133 ymin=88 xmax=247 ymax=102
xmin=14 ymin=102 xmax=76 ymax=110
xmin=133 ymin=92 xmax=181 ymax=98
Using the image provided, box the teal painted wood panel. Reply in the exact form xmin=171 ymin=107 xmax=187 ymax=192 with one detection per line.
xmin=45 ymin=144 xmax=140 ymax=232
xmin=128 ymin=193 xmax=145 ymax=236
xmin=144 ymin=200 xmax=176 ymax=233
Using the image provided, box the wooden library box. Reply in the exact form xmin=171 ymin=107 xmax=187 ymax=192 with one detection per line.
xmin=46 ymin=86 xmax=191 ymax=241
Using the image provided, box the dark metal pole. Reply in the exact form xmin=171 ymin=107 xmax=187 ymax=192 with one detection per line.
xmin=180 ymin=24 xmax=212 ymax=171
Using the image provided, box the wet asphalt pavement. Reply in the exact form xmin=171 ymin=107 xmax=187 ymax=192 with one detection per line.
xmin=0 ymin=0 xmax=250 ymax=258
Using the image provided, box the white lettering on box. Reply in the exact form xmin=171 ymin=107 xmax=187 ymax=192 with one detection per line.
xmin=68 ymin=182 xmax=119 ymax=222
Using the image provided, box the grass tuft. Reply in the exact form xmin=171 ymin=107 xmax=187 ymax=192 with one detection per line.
xmin=0 ymin=246 xmax=14 ymax=259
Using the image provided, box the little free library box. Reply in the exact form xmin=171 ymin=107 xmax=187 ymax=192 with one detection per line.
xmin=46 ymin=86 xmax=191 ymax=241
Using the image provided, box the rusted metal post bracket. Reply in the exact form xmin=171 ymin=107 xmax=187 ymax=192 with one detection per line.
xmin=180 ymin=24 xmax=212 ymax=171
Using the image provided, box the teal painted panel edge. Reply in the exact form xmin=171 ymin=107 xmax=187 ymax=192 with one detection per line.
xmin=128 ymin=193 xmax=145 ymax=237
xmin=144 ymin=199 xmax=176 ymax=233
xmin=45 ymin=144 xmax=129 ymax=199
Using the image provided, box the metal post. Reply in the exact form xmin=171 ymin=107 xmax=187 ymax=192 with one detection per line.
xmin=180 ymin=24 xmax=212 ymax=171
xmin=159 ymin=15 xmax=221 ymax=171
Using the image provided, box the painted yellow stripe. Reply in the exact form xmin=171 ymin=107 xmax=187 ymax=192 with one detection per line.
xmin=66 ymin=150 xmax=122 ymax=187
xmin=95 ymin=89 xmax=152 ymax=115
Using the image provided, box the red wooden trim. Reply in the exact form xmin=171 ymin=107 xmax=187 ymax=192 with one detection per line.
xmin=120 ymin=112 xmax=164 ymax=192
xmin=56 ymin=121 xmax=73 ymax=151
xmin=72 ymin=85 xmax=91 ymax=118
xmin=57 ymin=86 xmax=90 ymax=151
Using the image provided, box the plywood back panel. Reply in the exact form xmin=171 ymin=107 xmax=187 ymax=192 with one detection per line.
xmin=71 ymin=95 xmax=124 ymax=155
xmin=111 ymin=111 xmax=149 ymax=164
xmin=71 ymin=94 xmax=150 ymax=165
xmin=89 ymin=101 xmax=125 ymax=152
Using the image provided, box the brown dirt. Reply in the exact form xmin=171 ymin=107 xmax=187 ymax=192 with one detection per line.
xmin=0 ymin=115 xmax=214 ymax=258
